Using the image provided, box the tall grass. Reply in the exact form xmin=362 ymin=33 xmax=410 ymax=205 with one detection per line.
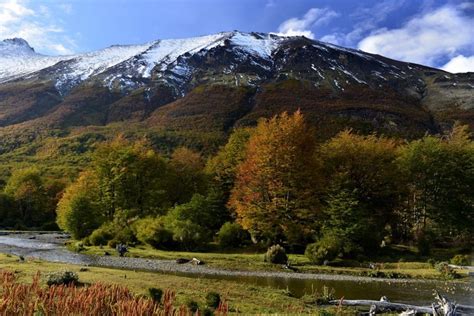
xmin=0 ymin=270 xmax=227 ymax=315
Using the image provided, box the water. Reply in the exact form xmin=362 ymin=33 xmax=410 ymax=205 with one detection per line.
xmin=0 ymin=233 xmax=472 ymax=306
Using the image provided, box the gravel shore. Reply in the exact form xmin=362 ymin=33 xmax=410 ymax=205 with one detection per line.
xmin=0 ymin=232 xmax=456 ymax=284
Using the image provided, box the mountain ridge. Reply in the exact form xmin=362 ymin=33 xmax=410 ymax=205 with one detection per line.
xmin=0 ymin=31 xmax=473 ymax=160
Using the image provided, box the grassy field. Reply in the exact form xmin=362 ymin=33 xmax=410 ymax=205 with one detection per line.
xmin=0 ymin=253 xmax=351 ymax=315
xmin=76 ymin=243 xmax=471 ymax=280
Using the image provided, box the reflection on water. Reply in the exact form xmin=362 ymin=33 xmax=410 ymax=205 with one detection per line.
xmin=0 ymin=234 xmax=472 ymax=305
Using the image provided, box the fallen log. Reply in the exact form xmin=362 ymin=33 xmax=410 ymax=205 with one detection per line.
xmin=329 ymin=299 xmax=432 ymax=314
xmin=329 ymin=297 xmax=474 ymax=315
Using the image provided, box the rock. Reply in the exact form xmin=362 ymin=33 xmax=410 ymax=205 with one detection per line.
xmin=191 ymin=258 xmax=204 ymax=265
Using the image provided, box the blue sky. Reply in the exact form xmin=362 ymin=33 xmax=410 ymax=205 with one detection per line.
xmin=0 ymin=0 xmax=473 ymax=72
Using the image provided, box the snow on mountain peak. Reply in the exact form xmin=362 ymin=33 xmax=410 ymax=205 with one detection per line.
xmin=1 ymin=38 xmax=34 ymax=52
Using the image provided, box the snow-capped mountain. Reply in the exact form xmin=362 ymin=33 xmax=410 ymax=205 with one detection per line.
xmin=1 ymin=32 xmax=285 ymax=92
xmin=0 ymin=31 xmax=472 ymax=144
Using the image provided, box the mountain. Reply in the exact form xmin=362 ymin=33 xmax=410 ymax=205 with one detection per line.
xmin=0 ymin=31 xmax=473 ymax=161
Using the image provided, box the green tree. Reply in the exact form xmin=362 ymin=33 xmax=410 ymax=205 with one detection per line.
xmin=92 ymin=137 xmax=169 ymax=218
xmin=0 ymin=193 xmax=15 ymax=227
xmin=206 ymin=128 xmax=251 ymax=196
xmin=168 ymin=147 xmax=208 ymax=204
xmin=4 ymin=167 xmax=47 ymax=226
xmin=398 ymin=123 xmax=474 ymax=237
xmin=56 ymin=171 xmax=103 ymax=239
xmin=229 ymin=111 xmax=323 ymax=245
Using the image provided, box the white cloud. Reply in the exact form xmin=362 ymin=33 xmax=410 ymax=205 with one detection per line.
xmin=321 ymin=0 xmax=406 ymax=46
xmin=357 ymin=5 xmax=474 ymax=67
xmin=276 ymin=8 xmax=339 ymax=39
xmin=442 ymin=55 xmax=474 ymax=73
xmin=0 ymin=0 xmax=75 ymax=55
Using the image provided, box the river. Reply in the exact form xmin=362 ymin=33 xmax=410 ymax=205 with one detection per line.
xmin=0 ymin=233 xmax=472 ymax=306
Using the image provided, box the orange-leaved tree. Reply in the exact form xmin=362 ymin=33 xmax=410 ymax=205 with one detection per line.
xmin=229 ymin=110 xmax=323 ymax=245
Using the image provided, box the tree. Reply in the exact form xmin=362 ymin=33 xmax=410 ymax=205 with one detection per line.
xmin=229 ymin=111 xmax=323 ymax=245
xmin=397 ymin=123 xmax=474 ymax=237
xmin=168 ymin=147 xmax=208 ymax=204
xmin=0 ymin=193 xmax=15 ymax=227
xmin=56 ymin=171 xmax=103 ymax=239
xmin=4 ymin=167 xmax=47 ymax=226
xmin=206 ymin=128 xmax=251 ymax=196
xmin=320 ymin=131 xmax=401 ymax=251
xmin=92 ymin=137 xmax=169 ymax=218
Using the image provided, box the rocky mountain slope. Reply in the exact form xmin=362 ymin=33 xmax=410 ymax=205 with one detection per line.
xmin=0 ymin=31 xmax=473 ymax=155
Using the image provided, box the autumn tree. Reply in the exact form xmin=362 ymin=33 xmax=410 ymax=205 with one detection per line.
xmin=56 ymin=171 xmax=103 ymax=239
xmin=229 ymin=111 xmax=323 ymax=245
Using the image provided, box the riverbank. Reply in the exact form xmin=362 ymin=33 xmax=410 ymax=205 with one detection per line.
xmin=77 ymin=243 xmax=471 ymax=281
xmin=0 ymin=253 xmax=340 ymax=314
xmin=0 ymin=233 xmax=472 ymax=306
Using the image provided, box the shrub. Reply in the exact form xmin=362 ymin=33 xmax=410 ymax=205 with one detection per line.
xmin=186 ymin=300 xmax=199 ymax=312
xmin=133 ymin=217 xmax=174 ymax=249
xmin=148 ymin=288 xmax=163 ymax=303
xmin=435 ymin=262 xmax=459 ymax=279
xmin=168 ymin=219 xmax=209 ymax=250
xmin=202 ymin=308 xmax=214 ymax=316
xmin=46 ymin=270 xmax=79 ymax=286
xmin=264 ymin=245 xmax=288 ymax=264
xmin=205 ymin=291 xmax=221 ymax=309
xmin=113 ymin=226 xmax=136 ymax=245
xmin=450 ymin=254 xmax=470 ymax=266
xmin=217 ymin=222 xmax=250 ymax=248
xmin=305 ymin=236 xmax=341 ymax=264
xmin=427 ymin=258 xmax=436 ymax=268
xmin=73 ymin=242 xmax=85 ymax=252
xmin=89 ymin=224 xmax=115 ymax=246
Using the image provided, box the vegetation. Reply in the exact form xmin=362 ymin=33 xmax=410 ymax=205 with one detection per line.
xmin=0 ymin=270 xmax=201 ymax=315
xmin=264 ymin=245 xmax=288 ymax=264
xmin=0 ymin=110 xmax=472 ymax=267
xmin=0 ymin=254 xmax=330 ymax=314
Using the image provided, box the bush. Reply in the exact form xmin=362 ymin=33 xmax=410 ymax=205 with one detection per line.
xmin=435 ymin=262 xmax=459 ymax=279
xmin=46 ymin=270 xmax=79 ymax=286
xmin=450 ymin=254 xmax=470 ymax=266
xmin=148 ymin=288 xmax=163 ymax=303
xmin=89 ymin=224 xmax=115 ymax=246
xmin=217 ymin=222 xmax=250 ymax=248
xmin=264 ymin=245 xmax=288 ymax=264
xmin=186 ymin=300 xmax=199 ymax=312
xmin=133 ymin=217 xmax=174 ymax=249
xmin=205 ymin=291 xmax=221 ymax=309
xmin=73 ymin=242 xmax=85 ymax=252
xmin=305 ymin=236 xmax=341 ymax=264
xmin=427 ymin=258 xmax=436 ymax=268
xmin=168 ymin=219 xmax=210 ymax=250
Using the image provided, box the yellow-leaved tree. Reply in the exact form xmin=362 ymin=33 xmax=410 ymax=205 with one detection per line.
xmin=229 ymin=110 xmax=323 ymax=245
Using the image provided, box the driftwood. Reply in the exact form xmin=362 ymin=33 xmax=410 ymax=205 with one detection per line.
xmin=330 ymin=292 xmax=474 ymax=315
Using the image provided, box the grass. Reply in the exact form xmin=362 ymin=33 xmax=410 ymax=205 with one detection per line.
xmin=0 ymin=253 xmax=348 ymax=315
xmin=77 ymin=243 xmax=471 ymax=281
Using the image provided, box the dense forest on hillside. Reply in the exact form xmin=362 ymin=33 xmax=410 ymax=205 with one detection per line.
xmin=0 ymin=111 xmax=472 ymax=262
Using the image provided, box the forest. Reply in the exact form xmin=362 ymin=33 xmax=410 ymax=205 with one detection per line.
xmin=0 ymin=110 xmax=473 ymax=263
